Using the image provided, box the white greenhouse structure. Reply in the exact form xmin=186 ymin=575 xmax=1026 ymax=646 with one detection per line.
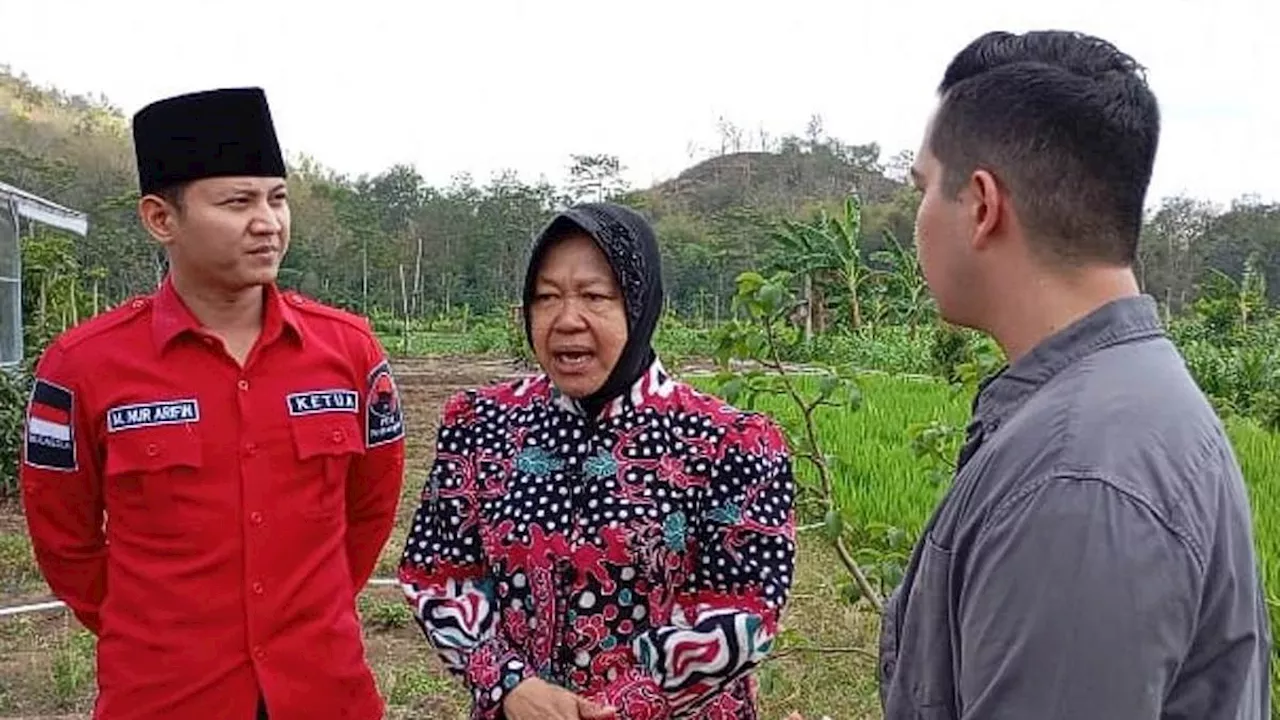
xmin=1 ymin=181 xmax=90 ymax=371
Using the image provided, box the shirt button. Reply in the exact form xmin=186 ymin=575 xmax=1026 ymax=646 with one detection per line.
xmin=331 ymin=429 xmax=345 ymax=443
xmin=245 ymin=442 xmax=258 ymax=455
xmin=252 ymin=581 xmax=264 ymax=595
xmin=145 ymin=443 xmax=159 ymax=457
xmin=252 ymin=645 xmax=265 ymax=659
xmin=238 ymin=379 xmax=250 ymax=391
xmin=131 ymin=299 xmax=145 ymax=309
xmin=249 ymin=511 xmax=263 ymax=525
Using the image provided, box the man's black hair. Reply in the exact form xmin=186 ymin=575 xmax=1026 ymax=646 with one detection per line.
xmin=152 ymin=182 xmax=188 ymax=212
xmin=930 ymin=30 xmax=1160 ymax=265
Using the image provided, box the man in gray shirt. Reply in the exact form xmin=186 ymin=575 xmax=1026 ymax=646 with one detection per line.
xmin=880 ymin=29 xmax=1273 ymax=719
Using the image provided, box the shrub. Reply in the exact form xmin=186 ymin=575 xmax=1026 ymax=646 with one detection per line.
xmin=0 ymin=364 xmax=31 ymax=498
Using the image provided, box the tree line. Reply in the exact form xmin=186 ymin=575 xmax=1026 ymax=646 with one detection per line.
xmin=3 ymin=66 xmax=1280 ymax=334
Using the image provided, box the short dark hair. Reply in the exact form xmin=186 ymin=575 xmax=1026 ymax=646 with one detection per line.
xmin=152 ymin=182 xmax=188 ymax=212
xmin=929 ymin=30 xmax=1160 ymax=266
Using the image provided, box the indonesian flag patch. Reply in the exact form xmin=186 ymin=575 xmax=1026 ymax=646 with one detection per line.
xmin=25 ymin=378 xmax=77 ymax=471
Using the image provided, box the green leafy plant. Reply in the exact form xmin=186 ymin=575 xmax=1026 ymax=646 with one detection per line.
xmin=713 ymin=269 xmax=886 ymax=611
xmin=868 ymin=229 xmax=934 ymax=334
xmin=0 ymin=357 xmax=32 ymax=498
xmin=909 ymin=324 xmax=1003 ymax=487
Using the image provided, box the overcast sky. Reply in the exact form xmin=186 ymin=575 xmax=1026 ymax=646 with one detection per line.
xmin=2 ymin=0 xmax=1276 ymax=210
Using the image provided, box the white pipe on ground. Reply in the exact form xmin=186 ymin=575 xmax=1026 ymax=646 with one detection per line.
xmin=0 ymin=578 xmax=404 ymax=619
xmin=0 ymin=600 xmax=66 ymax=618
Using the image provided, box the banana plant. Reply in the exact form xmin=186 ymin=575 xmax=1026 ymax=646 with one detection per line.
xmin=770 ymin=195 xmax=887 ymax=330
xmin=870 ymin=229 xmax=933 ymax=333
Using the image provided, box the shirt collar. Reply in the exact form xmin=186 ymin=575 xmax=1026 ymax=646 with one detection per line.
xmin=972 ymin=294 xmax=1165 ymax=430
xmin=551 ymin=356 xmax=674 ymax=420
xmin=151 ymin=276 xmax=304 ymax=353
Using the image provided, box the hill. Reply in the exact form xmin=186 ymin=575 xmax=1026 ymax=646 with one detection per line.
xmin=647 ymin=145 xmax=905 ymax=216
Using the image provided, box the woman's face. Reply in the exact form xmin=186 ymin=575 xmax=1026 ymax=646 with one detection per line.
xmin=529 ymin=233 xmax=628 ymax=399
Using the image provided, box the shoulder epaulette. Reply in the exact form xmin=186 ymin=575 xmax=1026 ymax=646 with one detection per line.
xmin=54 ymin=293 xmax=154 ymax=351
xmin=282 ymin=290 xmax=374 ymax=335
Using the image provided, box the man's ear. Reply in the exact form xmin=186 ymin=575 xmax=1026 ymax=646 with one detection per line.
xmin=967 ymin=168 xmax=1005 ymax=252
xmin=138 ymin=195 xmax=179 ymax=246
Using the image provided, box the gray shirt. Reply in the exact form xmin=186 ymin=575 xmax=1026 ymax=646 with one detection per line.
xmin=879 ymin=295 xmax=1272 ymax=719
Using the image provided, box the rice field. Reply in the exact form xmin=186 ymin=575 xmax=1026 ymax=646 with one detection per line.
xmin=691 ymin=370 xmax=1280 ymax=711
xmin=726 ymin=373 xmax=967 ymax=537
xmin=698 ymin=371 xmax=1280 ymax=557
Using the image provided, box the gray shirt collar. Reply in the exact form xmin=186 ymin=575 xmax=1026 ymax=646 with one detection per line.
xmin=972 ymin=294 xmax=1166 ymax=431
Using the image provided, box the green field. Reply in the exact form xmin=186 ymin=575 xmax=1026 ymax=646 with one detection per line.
xmin=698 ymin=371 xmax=1280 ymax=580
xmin=706 ymin=373 xmax=965 ymax=536
xmin=688 ymin=370 xmax=1280 ymax=716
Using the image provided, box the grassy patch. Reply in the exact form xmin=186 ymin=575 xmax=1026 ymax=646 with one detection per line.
xmin=360 ymin=594 xmax=414 ymax=632
xmin=49 ymin=628 xmax=96 ymax=710
xmin=0 ymin=614 xmax=97 ymax=716
xmin=383 ymin=662 xmax=457 ymax=707
xmin=758 ymin=536 xmax=884 ymax=720
xmin=0 ymin=530 xmax=44 ymax=595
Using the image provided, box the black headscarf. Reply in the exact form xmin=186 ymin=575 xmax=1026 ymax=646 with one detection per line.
xmin=522 ymin=202 xmax=664 ymax=418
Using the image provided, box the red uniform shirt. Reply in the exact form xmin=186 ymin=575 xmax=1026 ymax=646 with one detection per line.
xmin=20 ymin=278 xmax=406 ymax=720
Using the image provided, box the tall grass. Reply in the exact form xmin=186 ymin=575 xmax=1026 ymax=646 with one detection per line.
xmin=1225 ymin=417 xmax=1280 ymax=609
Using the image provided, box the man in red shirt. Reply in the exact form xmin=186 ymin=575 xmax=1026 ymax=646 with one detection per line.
xmin=20 ymin=87 xmax=405 ymax=719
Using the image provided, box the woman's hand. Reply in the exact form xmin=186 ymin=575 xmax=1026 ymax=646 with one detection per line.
xmin=503 ymin=677 xmax=618 ymax=720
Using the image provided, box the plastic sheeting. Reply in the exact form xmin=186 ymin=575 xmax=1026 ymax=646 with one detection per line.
xmin=0 ymin=180 xmax=89 ymax=236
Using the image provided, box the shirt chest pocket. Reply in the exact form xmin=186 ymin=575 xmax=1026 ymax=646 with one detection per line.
xmin=898 ymin=534 xmax=957 ymax=715
xmin=290 ymin=414 xmax=365 ymax=520
xmin=105 ymin=425 xmax=203 ymax=536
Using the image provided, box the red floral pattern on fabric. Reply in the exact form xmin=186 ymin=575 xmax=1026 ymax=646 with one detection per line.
xmin=398 ymin=361 xmax=796 ymax=719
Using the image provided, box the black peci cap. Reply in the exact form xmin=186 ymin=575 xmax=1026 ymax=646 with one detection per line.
xmin=131 ymin=87 xmax=287 ymax=196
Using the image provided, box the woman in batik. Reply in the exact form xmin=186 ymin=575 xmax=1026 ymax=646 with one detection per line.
xmin=398 ymin=202 xmax=797 ymax=720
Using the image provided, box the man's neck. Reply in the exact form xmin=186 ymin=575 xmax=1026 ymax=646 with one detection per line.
xmin=986 ymin=265 xmax=1141 ymax=365
xmin=169 ymin=271 xmax=266 ymax=337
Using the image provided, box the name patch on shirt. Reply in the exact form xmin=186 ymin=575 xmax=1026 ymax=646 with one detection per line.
xmin=287 ymin=389 xmax=359 ymax=416
xmin=25 ymin=378 xmax=76 ymax=471
xmin=365 ymin=359 xmax=405 ymax=448
xmin=107 ymin=399 xmax=200 ymax=433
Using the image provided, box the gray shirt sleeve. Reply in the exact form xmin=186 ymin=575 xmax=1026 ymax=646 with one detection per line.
xmin=957 ymin=475 xmax=1200 ymax=719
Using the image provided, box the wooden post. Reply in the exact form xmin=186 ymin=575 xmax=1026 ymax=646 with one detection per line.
xmin=412 ymin=236 xmax=423 ymax=317
xmin=362 ymin=241 xmax=369 ymax=314
xmin=398 ymin=264 xmax=409 ymax=356
xmin=804 ymin=273 xmax=814 ymax=345
xmin=39 ymin=276 xmax=47 ymax=331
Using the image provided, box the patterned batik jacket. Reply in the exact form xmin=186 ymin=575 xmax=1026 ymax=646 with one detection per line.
xmin=398 ymin=359 xmax=797 ymax=719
